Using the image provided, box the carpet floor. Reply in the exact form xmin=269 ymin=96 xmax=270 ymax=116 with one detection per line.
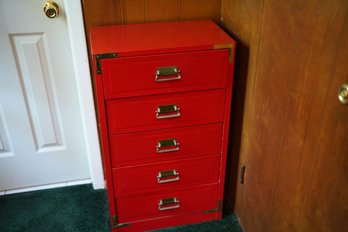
xmin=0 ymin=184 xmax=242 ymax=232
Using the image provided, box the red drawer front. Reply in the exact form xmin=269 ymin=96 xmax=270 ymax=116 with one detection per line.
xmin=116 ymin=184 xmax=218 ymax=223
xmin=113 ymin=155 xmax=220 ymax=196
xmin=106 ymin=89 xmax=226 ymax=134
xmin=101 ymin=50 xmax=229 ymax=98
xmin=110 ymin=123 xmax=223 ymax=167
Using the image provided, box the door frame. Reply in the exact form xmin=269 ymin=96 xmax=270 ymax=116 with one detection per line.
xmin=64 ymin=0 xmax=104 ymax=189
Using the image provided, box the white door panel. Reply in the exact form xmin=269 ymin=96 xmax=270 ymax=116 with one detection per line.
xmin=0 ymin=0 xmax=90 ymax=191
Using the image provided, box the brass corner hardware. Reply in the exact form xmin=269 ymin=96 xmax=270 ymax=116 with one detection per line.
xmin=204 ymin=200 xmax=223 ymax=213
xmin=95 ymin=52 xmax=118 ymax=74
xmin=112 ymin=215 xmax=130 ymax=228
xmin=213 ymin=43 xmax=235 ymax=63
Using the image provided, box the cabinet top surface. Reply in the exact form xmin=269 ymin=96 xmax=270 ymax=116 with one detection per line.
xmin=89 ymin=20 xmax=235 ymax=57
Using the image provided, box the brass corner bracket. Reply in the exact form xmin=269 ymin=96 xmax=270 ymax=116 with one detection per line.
xmin=213 ymin=43 xmax=235 ymax=63
xmin=112 ymin=215 xmax=130 ymax=228
xmin=204 ymin=200 xmax=223 ymax=214
xmin=95 ymin=52 xmax=118 ymax=74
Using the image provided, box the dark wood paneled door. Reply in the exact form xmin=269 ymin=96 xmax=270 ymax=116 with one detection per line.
xmin=225 ymin=0 xmax=348 ymax=231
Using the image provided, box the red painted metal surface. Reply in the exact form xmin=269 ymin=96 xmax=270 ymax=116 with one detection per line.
xmin=106 ymin=89 xmax=226 ymax=134
xmin=89 ymin=20 xmax=236 ymax=231
xmin=110 ymin=123 xmax=223 ymax=167
xmin=89 ymin=20 xmax=234 ymax=57
xmin=116 ymin=184 xmax=218 ymax=223
xmin=113 ymin=212 xmax=220 ymax=232
xmin=102 ymin=50 xmax=229 ymax=99
xmin=113 ymin=154 xmax=220 ymax=196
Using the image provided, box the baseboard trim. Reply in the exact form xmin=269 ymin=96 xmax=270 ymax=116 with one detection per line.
xmin=2 ymin=179 xmax=92 ymax=195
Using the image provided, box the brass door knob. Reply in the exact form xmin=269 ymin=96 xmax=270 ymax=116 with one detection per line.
xmin=43 ymin=1 xmax=60 ymax=19
xmin=338 ymin=84 xmax=348 ymax=104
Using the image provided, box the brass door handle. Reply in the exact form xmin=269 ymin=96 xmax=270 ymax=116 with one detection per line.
xmin=43 ymin=1 xmax=60 ymax=19
xmin=338 ymin=84 xmax=348 ymax=104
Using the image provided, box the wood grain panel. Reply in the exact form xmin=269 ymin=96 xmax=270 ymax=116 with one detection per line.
xmin=120 ymin=0 xmax=146 ymax=24
xmin=262 ymin=1 xmax=348 ymax=231
xmin=182 ymin=0 xmax=221 ymax=22
xmin=222 ymin=0 xmax=348 ymax=231
xmin=221 ymin=0 xmax=264 ymax=229
xmin=145 ymin=0 xmax=182 ymax=22
xmin=82 ymin=0 xmax=223 ymax=30
xmin=82 ymin=0 xmax=122 ymax=30
xmin=301 ymin=6 xmax=348 ymax=231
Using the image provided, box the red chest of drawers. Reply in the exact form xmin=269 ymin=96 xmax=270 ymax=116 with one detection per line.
xmin=89 ymin=20 xmax=236 ymax=231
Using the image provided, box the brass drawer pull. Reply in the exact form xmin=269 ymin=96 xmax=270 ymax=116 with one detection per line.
xmin=156 ymin=138 xmax=180 ymax=153
xmin=158 ymin=197 xmax=180 ymax=211
xmin=156 ymin=104 xmax=180 ymax=119
xmin=155 ymin=66 xmax=181 ymax=82
xmin=157 ymin=170 xmax=180 ymax=184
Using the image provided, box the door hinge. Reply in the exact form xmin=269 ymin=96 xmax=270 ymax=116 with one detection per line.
xmin=240 ymin=165 xmax=246 ymax=184
xmin=95 ymin=52 xmax=118 ymax=74
xmin=112 ymin=215 xmax=130 ymax=228
xmin=204 ymin=200 xmax=223 ymax=213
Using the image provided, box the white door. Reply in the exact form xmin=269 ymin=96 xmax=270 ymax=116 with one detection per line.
xmin=0 ymin=0 xmax=91 ymax=192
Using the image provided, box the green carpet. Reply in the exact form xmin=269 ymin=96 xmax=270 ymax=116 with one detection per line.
xmin=0 ymin=185 xmax=242 ymax=232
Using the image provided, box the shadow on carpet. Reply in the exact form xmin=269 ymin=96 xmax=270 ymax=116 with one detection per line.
xmin=0 ymin=184 xmax=242 ymax=232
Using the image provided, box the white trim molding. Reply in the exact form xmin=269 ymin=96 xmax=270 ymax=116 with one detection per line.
xmin=4 ymin=179 xmax=92 ymax=195
xmin=64 ymin=0 xmax=104 ymax=189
